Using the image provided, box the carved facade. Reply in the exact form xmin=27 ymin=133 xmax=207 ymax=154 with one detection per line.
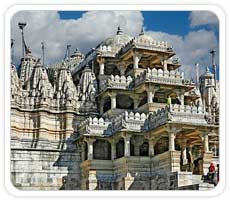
xmin=11 ymin=27 xmax=219 ymax=190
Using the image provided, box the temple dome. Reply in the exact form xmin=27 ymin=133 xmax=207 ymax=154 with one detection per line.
xmin=98 ymin=26 xmax=132 ymax=52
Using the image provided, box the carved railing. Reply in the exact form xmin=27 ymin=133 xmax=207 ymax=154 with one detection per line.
xmin=100 ymin=75 xmax=133 ymax=91
xmin=135 ymin=68 xmax=183 ymax=86
xmin=147 ymin=104 xmax=207 ymax=130
xmin=119 ymin=38 xmax=171 ymax=55
xmin=112 ymin=111 xmax=147 ymax=133
xmin=147 ymin=107 xmax=170 ymax=130
xmin=78 ymin=117 xmax=112 ymax=136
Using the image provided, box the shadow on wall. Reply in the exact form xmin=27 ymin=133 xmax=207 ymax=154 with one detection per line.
xmin=126 ymin=172 xmax=178 ymax=190
xmin=53 ymin=133 xmax=81 ymax=190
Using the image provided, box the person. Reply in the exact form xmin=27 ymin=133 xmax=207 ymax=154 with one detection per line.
xmin=208 ymin=162 xmax=216 ymax=182
xmin=217 ymin=164 xmax=219 ymax=183
xmin=167 ymin=95 xmax=171 ymax=105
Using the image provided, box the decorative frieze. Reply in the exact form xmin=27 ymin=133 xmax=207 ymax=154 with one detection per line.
xmin=135 ymin=68 xmax=183 ymax=86
xmin=100 ymin=75 xmax=133 ymax=91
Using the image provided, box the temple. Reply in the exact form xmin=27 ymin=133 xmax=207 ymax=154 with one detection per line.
xmin=11 ymin=26 xmax=219 ymax=190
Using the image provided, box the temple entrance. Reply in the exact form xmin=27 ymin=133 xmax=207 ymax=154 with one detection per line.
xmin=154 ymin=137 xmax=169 ymax=155
xmin=140 ymin=141 xmax=149 ymax=156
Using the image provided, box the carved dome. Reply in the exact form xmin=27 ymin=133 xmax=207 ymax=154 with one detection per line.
xmin=98 ymin=26 xmax=132 ymax=53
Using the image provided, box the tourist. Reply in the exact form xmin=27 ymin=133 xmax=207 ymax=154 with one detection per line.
xmin=217 ymin=164 xmax=219 ymax=183
xmin=208 ymin=162 xmax=216 ymax=181
xmin=167 ymin=95 xmax=171 ymax=105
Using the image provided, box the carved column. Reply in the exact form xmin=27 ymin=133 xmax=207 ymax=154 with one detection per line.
xmin=147 ymin=91 xmax=153 ymax=104
xmin=98 ymin=58 xmax=105 ymax=75
xmin=133 ymin=52 xmax=141 ymax=69
xmin=181 ymin=139 xmax=188 ymax=165
xmin=87 ymin=138 xmax=95 ymax=160
xmin=169 ymin=132 xmax=175 ymax=151
xmin=124 ymin=135 xmax=131 ymax=157
xmin=180 ymin=94 xmax=184 ymax=106
xmin=81 ymin=143 xmax=86 ymax=161
xmin=111 ymin=142 xmax=116 ymax=160
xmin=149 ymin=140 xmax=156 ymax=157
xmin=163 ymin=59 xmax=167 ymax=71
xmin=110 ymin=93 xmax=116 ymax=109
xmin=204 ymin=134 xmax=209 ymax=153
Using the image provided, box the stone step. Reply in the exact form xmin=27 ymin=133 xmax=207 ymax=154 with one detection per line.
xmin=199 ymin=182 xmax=215 ymax=191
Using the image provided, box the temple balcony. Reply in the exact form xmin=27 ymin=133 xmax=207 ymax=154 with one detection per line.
xmin=135 ymin=68 xmax=183 ymax=87
xmin=119 ymin=38 xmax=172 ymax=56
xmin=78 ymin=117 xmax=112 ymax=137
xmin=112 ymin=111 xmax=147 ymax=133
xmin=100 ymin=75 xmax=133 ymax=92
xmin=147 ymin=104 xmax=207 ymax=131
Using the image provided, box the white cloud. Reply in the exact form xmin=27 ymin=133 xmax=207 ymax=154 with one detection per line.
xmin=11 ymin=11 xmax=143 ymax=66
xmin=11 ymin=11 xmax=218 ymax=80
xmin=189 ymin=11 xmax=219 ymax=27
xmin=147 ymin=29 xmax=219 ymax=79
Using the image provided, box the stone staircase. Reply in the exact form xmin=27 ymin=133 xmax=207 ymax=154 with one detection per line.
xmin=177 ymin=172 xmax=216 ymax=190
xmin=199 ymin=182 xmax=215 ymax=190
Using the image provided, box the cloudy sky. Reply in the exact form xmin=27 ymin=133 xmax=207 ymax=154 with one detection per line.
xmin=11 ymin=10 xmax=219 ymax=79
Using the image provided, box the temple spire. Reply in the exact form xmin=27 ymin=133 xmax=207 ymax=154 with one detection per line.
xmin=116 ymin=26 xmax=123 ymax=35
xmin=210 ymin=49 xmax=217 ymax=90
xmin=139 ymin=27 xmax=144 ymax=36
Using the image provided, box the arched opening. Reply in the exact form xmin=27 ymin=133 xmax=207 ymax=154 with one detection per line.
xmin=103 ymin=97 xmax=111 ymax=113
xmin=116 ymin=94 xmax=134 ymax=110
xmin=138 ymin=91 xmax=147 ymax=107
xmin=125 ymin=64 xmax=133 ymax=75
xmin=116 ymin=138 xmax=124 ymax=159
xmin=105 ymin=64 xmax=120 ymax=76
xmin=154 ymin=137 xmax=169 ymax=155
xmin=140 ymin=141 xmax=149 ymax=156
xmin=93 ymin=139 xmax=111 ymax=160
xmin=153 ymin=90 xmax=167 ymax=104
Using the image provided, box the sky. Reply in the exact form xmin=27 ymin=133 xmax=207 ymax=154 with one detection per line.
xmin=11 ymin=10 xmax=219 ymax=79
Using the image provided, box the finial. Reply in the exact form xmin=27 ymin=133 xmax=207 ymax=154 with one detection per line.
xmin=139 ymin=27 xmax=144 ymax=36
xmin=26 ymin=47 xmax=32 ymax=54
xmin=117 ymin=26 xmax=123 ymax=35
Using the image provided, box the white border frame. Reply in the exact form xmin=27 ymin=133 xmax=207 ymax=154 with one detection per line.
xmin=5 ymin=4 xmax=226 ymax=197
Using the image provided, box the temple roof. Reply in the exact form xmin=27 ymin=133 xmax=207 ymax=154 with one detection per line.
xmin=98 ymin=26 xmax=132 ymax=53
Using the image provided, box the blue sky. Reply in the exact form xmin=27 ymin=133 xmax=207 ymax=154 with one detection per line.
xmin=58 ymin=11 xmax=218 ymax=38
xmin=12 ymin=10 xmax=219 ymax=79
